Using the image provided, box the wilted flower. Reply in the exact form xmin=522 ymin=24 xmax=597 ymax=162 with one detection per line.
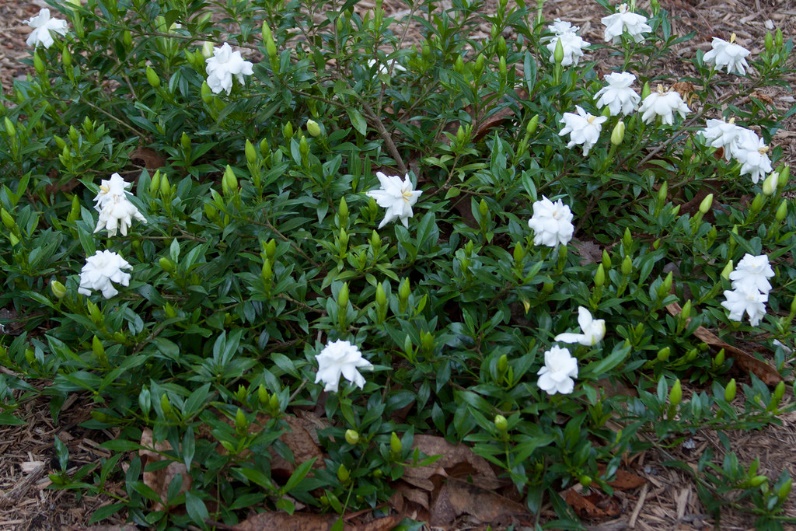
xmin=367 ymin=58 xmax=406 ymax=76
xmin=26 ymin=8 xmax=68 ymax=49
xmin=721 ymin=286 xmax=768 ymax=326
xmin=93 ymin=173 xmax=146 ymax=237
xmin=544 ymin=19 xmax=590 ymax=66
xmin=315 ymin=340 xmax=373 ymax=393
xmin=528 ymin=196 xmax=575 ymax=247
xmin=594 ymin=72 xmax=640 ymax=116
xmin=78 ymin=250 xmax=132 ymax=299
xmin=554 ymin=306 xmax=606 ymax=346
xmin=733 ymin=130 xmax=772 ymax=184
xmin=601 ymin=3 xmax=652 ymax=43
xmin=366 ymin=172 xmax=422 ymax=229
xmin=205 ymin=43 xmax=254 ymax=95
xmin=638 ymin=85 xmax=691 ymax=126
xmin=537 ymin=346 xmax=578 ymax=395
xmin=559 ymin=106 xmax=607 ymax=156
xmin=699 ymin=118 xmax=745 ymax=160
xmin=730 ymin=253 xmax=774 ymax=294
xmin=703 ymin=35 xmax=751 ymax=75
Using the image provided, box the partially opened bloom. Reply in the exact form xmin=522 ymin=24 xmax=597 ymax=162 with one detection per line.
xmin=699 ymin=118 xmax=745 ymax=160
xmin=559 ymin=105 xmax=607 ymax=155
xmin=638 ymin=85 xmax=690 ymax=126
xmin=205 ymin=43 xmax=254 ymax=95
xmin=554 ymin=306 xmax=606 ymax=346
xmin=25 ymin=8 xmax=68 ymax=48
xmin=703 ymin=35 xmax=751 ymax=75
xmin=601 ymin=4 xmax=652 ymax=43
xmin=93 ymin=173 xmax=146 ymax=237
xmin=594 ymin=72 xmax=640 ymax=116
xmin=721 ymin=286 xmax=768 ymax=326
xmin=730 ymin=254 xmax=774 ymax=294
xmin=544 ymin=19 xmax=590 ymax=66
xmin=78 ymin=250 xmax=132 ymax=299
xmin=366 ymin=172 xmax=422 ymax=229
xmin=733 ymin=130 xmax=772 ymax=184
xmin=537 ymin=346 xmax=578 ymax=395
xmin=528 ymin=196 xmax=575 ymax=247
xmin=315 ymin=340 xmax=374 ymax=393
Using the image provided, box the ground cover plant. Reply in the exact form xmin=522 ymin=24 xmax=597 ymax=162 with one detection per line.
xmin=1 ymin=0 xmax=795 ymax=528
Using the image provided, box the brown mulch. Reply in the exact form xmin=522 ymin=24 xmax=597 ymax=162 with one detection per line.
xmin=1 ymin=0 xmax=795 ymax=529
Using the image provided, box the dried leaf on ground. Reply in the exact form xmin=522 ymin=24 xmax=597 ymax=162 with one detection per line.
xmin=130 ymin=147 xmax=167 ymax=171
xmin=429 ymin=478 xmax=530 ymax=527
xmin=665 ymin=302 xmax=782 ymax=385
xmin=410 ymin=434 xmax=502 ymax=490
xmin=572 ymin=238 xmax=603 ymax=265
xmin=563 ymin=486 xmax=622 ymax=520
xmin=139 ymin=428 xmax=191 ymax=511
xmin=270 ymin=414 xmax=325 ymax=478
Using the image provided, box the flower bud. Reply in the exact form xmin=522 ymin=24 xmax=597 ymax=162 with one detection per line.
xmin=201 ymin=41 xmax=214 ymax=59
xmin=773 ymin=380 xmax=785 ymax=404
xmin=594 ymin=264 xmax=605 ymax=287
xmin=337 ymin=463 xmax=350 ymax=483
xmin=681 ymin=300 xmax=692 ymax=320
xmin=698 ymin=193 xmax=713 ymax=214
xmin=337 ymin=282 xmax=349 ymax=309
xmin=4 ymin=117 xmax=16 ymax=138
xmin=765 ymin=31 xmax=774 ymax=52
xmin=159 ymin=257 xmax=175 ymax=272
xmin=621 ymin=255 xmax=633 ymax=275
xmin=375 ymin=282 xmax=387 ymax=307
xmin=306 ymin=119 xmax=321 ymax=137
xmin=777 ymin=164 xmax=789 ymax=188
xmin=283 ymin=122 xmax=293 ymax=139
xmin=714 ymin=348 xmax=725 ymax=368
xmin=610 ymin=120 xmax=625 ymax=146
xmin=180 ymin=132 xmax=191 ymax=153
xmin=62 ymin=48 xmax=72 ymax=69
xmin=474 ymin=54 xmax=485 ymax=76
xmin=762 ymin=172 xmax=778 ymax=196
xmin=261 ymin=259 xmax=272 ymax=284
xmin=345 ymin=429 xmax=360 ymax=445
xmin=235 ymin=408 xmax=248 ymax=432
xmin=497 ymin=354 xmax=509 ymax=376
xmin=494 ymin=414 xmax=508 ymax=431
xmin=749 ymin=475 xmax=768 ymax=488
xmin=724 ymin=378 xmax=737 ymax=402
xmin=245 ymin=139 xmax=257 ymax=165
xmin=656 ymin=347 xmax=670 ymax=362
xmin=398 ymin=278 xmax=411 ymax=307
xmin=139 ymin=386 xmax=151 ymax=415
xmin=1 ymin=208 xmax=15 ymax=230
xmin=662 ymin=271 xmax=673 ymax=294
xmin=721 ymin=260 xmax=734 ymax=280
xmin=222 ymin=165 xmax=238 ymax=195
xmin=33 ymin=53 xmax=45 ymax=76
xmin=553 ymin=38 xmax=564 ymax=64
xmin=750 ymin=193 xmax=764 ymax=213
xmin=146 ymin=66 xmax=160 ymax=88
xmin=775 ymin=200 xmax=788 ymax=221
xmin=454 ymin=55 xmax=465 ymax=74
xmin=92 ymin=335 xmax=106 ymax=364
xmin=51 ymin=280 xmax=67 ymax=299
xmin=527 ymin=115 xmax=539 ymax=136
xmin=160 ymin=174 xmax=171 ymax=196
xmin=499 ymin=56 xmax=507 ymax=77
xmin=669 ymin=378 xmax=682 ymax=407
xmin=122 ymin=30 xmax=132 ymax=49
xmin=269 ymin=393 xmax=280 ymax=412
xmin=390 ymin=432 xmax=402 ymax=456
xmin=299 ymin=136 xmax=309 ymax=158
xmin=160 ymin=393 xmax=174 ymax=418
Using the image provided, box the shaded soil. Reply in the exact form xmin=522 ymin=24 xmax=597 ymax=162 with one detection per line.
xmin=1 ymin=0 xmax=795 ymax=529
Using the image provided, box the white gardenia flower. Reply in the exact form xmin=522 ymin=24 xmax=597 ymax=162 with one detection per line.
xmin=537 ymin=346 xmax=578 ymax=395
xmin=699 ymin=118 xmax=745 ymax=160
xmin=205 ymin=43 xmax=254 ymax=95
xmin=78 ymin=250 xmax=133 ymax=299
xmin=594 ymin=72 xmax=641 ymax=116
xmin=729 ymin=253 xmax=774 ymax=294
xmin=26 ymin=8 xmax=69 ymax=49
xmin=366 ymin=172 xmax=422 ymax=229
xmin=601 ymin=3 xmax=652 ymax=43
xmin=93 ymin=173 xmax=146 ymax=237
xmin=559 ymin=105 xmax=607 ymax=155
xmin=528 ymin=196 xmax=575 ymax=247
xmin=721 ymin=286 xmax=768 ymax=326
xmin=314 ymin=340 xmax=374 ymax=393
xmin=367 ymin=58 xmax=406 ymax=76
xmin=703 ymin=35 xmax=751 ymax=75
xmin=544 ymin=19 xmax=590 ymax=66
xmin=733 ymin=129 xmax=772 ymax=184
xmin=554 ymin=306 xmax=606 ymax=346
xmin=638 ymin=85 xmax=691 ymax=126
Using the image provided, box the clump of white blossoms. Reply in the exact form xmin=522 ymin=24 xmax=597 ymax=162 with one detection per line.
xmin=315 ymin=340 xmax=374 ymax=393
xmin=554 ymin=307 xmax=606 ymax=346
xmin=703 ymin=34 xmax=751 ymax=75
xmin=559 ymin=106 xmax=607 ymax=156
xmin=528 ymin=196 xmax=575 ymax=247
xmin=601 ymin=3 xmax=652 ymax=43
xmin=544 ymin=19 xmax=590 ymax=66
xmin=699 ymin=118 xmax=745 ymax=161
xmin=537 ymin=346 xmax=578 ymax=395
xmin=638 ymin=85 xmax=691 ymax=126
xmin=25 ymin=8 xmax=69 ymax=49
xmin=733 ymin=129 xmax=773 ymax=184
xmin=594 ymin=72 xmax=640 ymax=116
xmin=721 ymin=253 xmax=774 ymax=326
xmin=78 ymin=250 xmax=133 ymax=299
xmin=367 ymin=58 xmax=406 ymax=76
xmin=93 ymin=173 xmax=147 ymax=237
xmin=205 ymin=43 xmax=254 ymax=95
xmin=366 ymin=172 xmax=422 ymax=229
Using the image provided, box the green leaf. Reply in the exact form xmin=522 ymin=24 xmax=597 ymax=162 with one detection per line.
xmin=347 ymin=108 xmax=368 ymax=136
xmin=0 ymin=412 xmax=26 ymax=426
xmin=185 ymin=490 xmax=209 ymax=527
xmin=282 ymin=457 xmax=316 ymax=493
xmin=88 ymin=503 xmax=125 ymax=524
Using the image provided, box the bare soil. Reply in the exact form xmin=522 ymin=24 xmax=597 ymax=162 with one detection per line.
xmin=1 ymin=0 xmax=795 ymax=529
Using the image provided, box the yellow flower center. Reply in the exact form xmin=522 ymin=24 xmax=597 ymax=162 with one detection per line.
xmin=730 ymin=33 xmax=736 ymax=44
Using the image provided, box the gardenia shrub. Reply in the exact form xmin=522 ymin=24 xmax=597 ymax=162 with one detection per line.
xmin=0 ymin=0 xmax=794 ymax=528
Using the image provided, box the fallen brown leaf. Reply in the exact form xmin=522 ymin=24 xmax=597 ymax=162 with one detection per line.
xmin=131 ymin=146 xmax=167 ymax=171
xmin=665 ymin=302 xmax=782 ymax=385
xmin=430 ymin=478 xmax=529 ymax=527
xmin=563 ymin=485 xmax=621 ymax=520
xmin=411 ymin=434 xmax=502 ymax=490
xmin=233 ymin=511 xmax=335 ymax=531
